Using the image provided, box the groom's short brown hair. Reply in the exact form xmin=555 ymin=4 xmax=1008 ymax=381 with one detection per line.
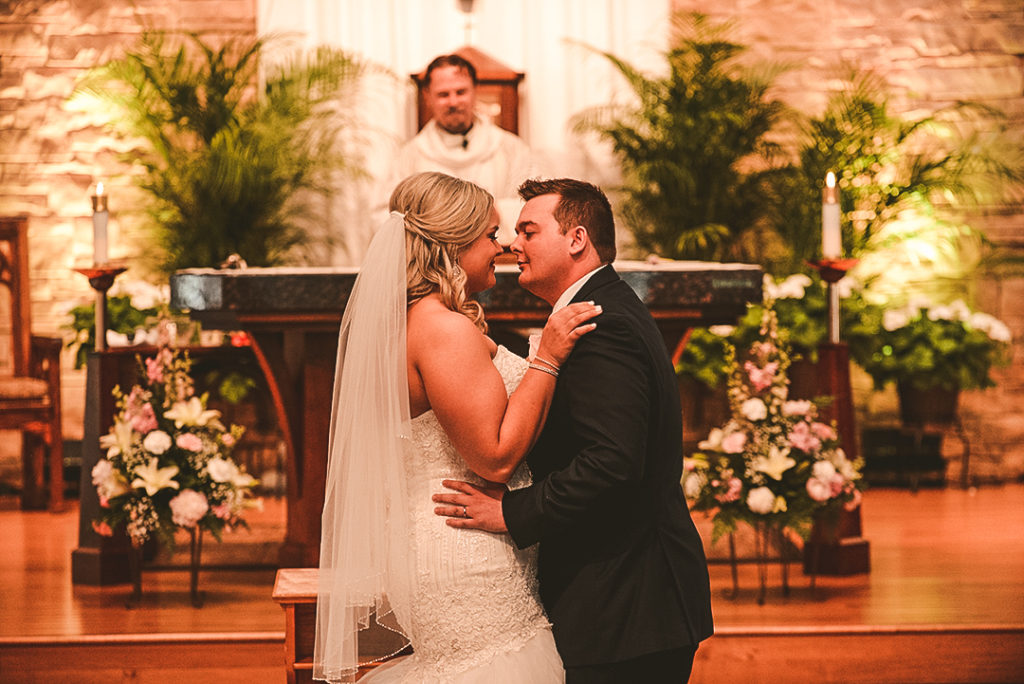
xmin=518 ymin=178 xmax=616 ymax=264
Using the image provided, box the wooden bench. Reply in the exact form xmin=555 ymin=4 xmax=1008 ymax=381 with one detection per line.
xmin=272 ymin=568 xmax=409 ymax=683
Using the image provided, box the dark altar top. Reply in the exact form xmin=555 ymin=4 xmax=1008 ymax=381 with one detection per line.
xmin=169 ymin=261 xmax=762 ymax=567
xmin=171 ymin=260 xmax=762 ymax=329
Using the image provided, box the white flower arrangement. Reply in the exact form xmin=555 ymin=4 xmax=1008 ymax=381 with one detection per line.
xmin=846 ymin=295 xmax=1012 ymax=391
xmin=683 ymin=302 xmax=864 ymax=541
xmin=90 ymin=344 xmax=259 ymax=547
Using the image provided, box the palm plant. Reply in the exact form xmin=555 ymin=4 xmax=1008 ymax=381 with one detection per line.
xmin=765 ymin=68 xmax=1024 ymax=275
xmin=73 ymin=32 xmax=367 ymax=275
xmin=572 ymin=12 xmax=790 ymax=260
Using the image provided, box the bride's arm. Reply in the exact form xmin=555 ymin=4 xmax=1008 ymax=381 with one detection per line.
xmin=412 ymin=303 xmax=599 ymax=483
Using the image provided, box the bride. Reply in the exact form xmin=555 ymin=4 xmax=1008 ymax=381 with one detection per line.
xmin=313 ymin=172 xmax=600 ymax=683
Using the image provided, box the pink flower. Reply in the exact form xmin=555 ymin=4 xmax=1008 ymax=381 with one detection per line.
xmin=129 ymin=403 xmax=158 ymax=434
xmin=721 ymin=431 xmax=747 ymax=454
xmin=811 ymin=422 xmax=837 ymax=441
xmin=788 ymin=421 xmax=821 ymax=453
xmin=221 ymin=433 xmax=236 ymax=448
xmin=145 ymin=356 xmax=164 ymax=384
xmin=212 ymin=503 xmax=233 ymax=520
xmin=844 ymin=488 xmax=863 ymax=511
xmin=169 ymin=489 xmax=209 ymax=528
xmin=806 ymin=477 xmax=832 ymax=502
xmin=830 ymin=472 xmax=846 ymax=496
xmin=744 ymin=360 xmax=779 ymax=392
xmin=92 ymin=520 xmax=113 ymax=537
xmin=715 ymin=477 xmax=742 ymax=503
xmin=99 ymin=495 xmax=110 ymax=508
xmin=176 ymin=432 xmax=204 ymax=452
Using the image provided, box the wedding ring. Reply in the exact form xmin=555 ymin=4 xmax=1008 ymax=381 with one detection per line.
xmin=462 ymin=506 xmax=468 ymax=518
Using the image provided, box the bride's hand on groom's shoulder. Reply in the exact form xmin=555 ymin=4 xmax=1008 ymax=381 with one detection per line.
xmin=534 ymin=301 xmax=601 ymax=367
xmin=433 ymin=479 xmax=508 ymax=533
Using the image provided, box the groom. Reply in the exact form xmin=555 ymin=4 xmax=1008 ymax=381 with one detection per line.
xmin=435 ymin=178 xmax=714 ymax=681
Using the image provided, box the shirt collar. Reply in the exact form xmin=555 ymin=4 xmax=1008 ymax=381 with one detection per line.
xmin=552 ymin=265 xmax=607 ymax=312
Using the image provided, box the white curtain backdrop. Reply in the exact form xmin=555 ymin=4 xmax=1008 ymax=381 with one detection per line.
xmin=258 ymin=0 xmax=670 ymax=264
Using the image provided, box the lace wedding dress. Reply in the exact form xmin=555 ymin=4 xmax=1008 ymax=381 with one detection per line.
xmin=362 ymin=346 xmax=564 ymax=683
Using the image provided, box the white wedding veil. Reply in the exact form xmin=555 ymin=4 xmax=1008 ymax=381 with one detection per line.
xmin=313 ymin=211 xmax=414 ymax=683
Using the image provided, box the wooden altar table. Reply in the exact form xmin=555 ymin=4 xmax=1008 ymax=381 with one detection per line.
xmin=170 ymin=261 xmax=762 ymax=567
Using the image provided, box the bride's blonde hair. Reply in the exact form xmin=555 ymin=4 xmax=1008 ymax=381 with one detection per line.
xmin=390 ymin=172 xmax=494 ymax=333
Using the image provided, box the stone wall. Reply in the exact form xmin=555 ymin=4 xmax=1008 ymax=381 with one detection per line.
xmin=669 ymin=0 xmax=1024 ymax=483
xmin=1 ymin=0 xmax=1022 ymax=486
xmin=0 ymin=0 xmax=257 ymax=485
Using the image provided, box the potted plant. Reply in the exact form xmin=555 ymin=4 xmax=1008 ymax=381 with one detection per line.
xmin=845 ymin=297 xmax=1012 ymax=424
xmin=71 ymin=31 xmax=368 ymax=275
xmin=571 ymin=12 xmax=790 ymax=261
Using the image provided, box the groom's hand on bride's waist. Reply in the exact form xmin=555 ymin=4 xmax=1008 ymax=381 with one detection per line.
xmin=433 ymin=479 xmax=508 ymax=533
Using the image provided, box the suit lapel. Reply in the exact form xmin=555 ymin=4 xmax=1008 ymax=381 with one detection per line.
xmin=569 ymin=264 xmax=619 ymax=304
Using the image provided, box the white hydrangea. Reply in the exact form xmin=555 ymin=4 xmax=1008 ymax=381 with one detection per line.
xmin=812 ymin=460 xmax=837 ymax=481
xmin=968 ymin=312 xmax=1012 ymax=344
xmin=806 ymin=477 xmax=833 ymax=502
xmin=775 ymin=274 xmax=812 ymax=299
xmin=91 ymin=459 xmax=130 ymax=500
xmin=683 ymin=471 xmax=706 ymax=499
xmin=882 ymin=308 xmax=912 ymax=332
xmin=206 ymin=457 xmax=238 ymax=483
xmin=740 ymin=398 xmax=768 ymax=421
xmin=169 ymin=489 xmax=209 ymax=528
xmin=782 ymin=400 xmax=813 ymax=417
xmin=836 ymin=276 xmax=860 ymax=299
xmin=142 ymin=430 xmax=172 ymax=455
xmin=746 ymin=486 xmax=775 ymax=514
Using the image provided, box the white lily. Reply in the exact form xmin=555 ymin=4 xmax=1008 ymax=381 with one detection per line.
xmin=698 ymin=428 xmax=724 ymax=451
xmin=99 ymin=418 xmax=135 ymax=458
xmin=752 ymin=445 xmax=796 ymax=481
xmin=164 ymin=396 xmax=224 ymax=430
xmin=131 ymin=457 xmax=180 ymax=496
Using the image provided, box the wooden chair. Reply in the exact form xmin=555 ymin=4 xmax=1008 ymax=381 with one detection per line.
xmin=0 ymin=216 xmax=64 ymax=511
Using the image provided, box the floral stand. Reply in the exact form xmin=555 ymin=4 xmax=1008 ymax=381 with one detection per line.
xmin=127 ymin=527 xmax=205 ymax=608
xmin=683 ymin=299 xmax=865 ymax=603
xmin=89 ymin=341 xmax=260 ymax=608
xmin=725 ymin=523 xmax=795 ymax=605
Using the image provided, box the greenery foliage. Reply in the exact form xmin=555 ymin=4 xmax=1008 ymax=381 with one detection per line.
xmin=64 ymin=295 xmax=160 ymax=369
xmin=765 ymin=69 xmax=1023 ymax=274
xmin=572 ymin=13 xmax=789 ymax=260
xmin=73 ymin=32 xmax=367 ymax=275
xmin=844 ymin=298 xmax=1012 ymax=391
xmin=677 ymin=274 xmax=840 ymax=389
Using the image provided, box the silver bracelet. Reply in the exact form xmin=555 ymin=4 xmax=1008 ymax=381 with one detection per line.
xmin=532 ymin=355 xmax=560 ymax=372
xmin=529 ymin=362 xmax=559 ymax=378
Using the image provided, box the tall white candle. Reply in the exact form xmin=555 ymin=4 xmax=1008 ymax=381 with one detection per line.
xmin=91 ymin=182 xmax=109 ymax=265
xmin=821 ymin=172 xmax=840 ymax=259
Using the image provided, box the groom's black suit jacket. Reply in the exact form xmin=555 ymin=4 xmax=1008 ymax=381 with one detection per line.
xmin=503 ymin=265 xmax=714 ymax=668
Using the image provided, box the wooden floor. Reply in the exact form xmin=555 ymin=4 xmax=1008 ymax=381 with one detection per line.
xmin=1 ymin=485 xmax=1023 ymax=682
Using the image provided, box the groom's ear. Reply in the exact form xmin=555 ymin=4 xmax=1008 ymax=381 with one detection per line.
xmin=567 ymin=225 xmax=589 ymax=256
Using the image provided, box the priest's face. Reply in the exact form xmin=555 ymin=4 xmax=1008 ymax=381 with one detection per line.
xmin=425 ymin=65 xmax=476 ymax=135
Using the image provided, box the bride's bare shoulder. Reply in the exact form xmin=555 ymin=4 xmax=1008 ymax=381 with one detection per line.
xmin=408 ymin=296 xmax=482 ymax=348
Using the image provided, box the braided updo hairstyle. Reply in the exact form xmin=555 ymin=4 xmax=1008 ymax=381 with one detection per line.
xmin=389 ymin=172 xmax=494 ymax=333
